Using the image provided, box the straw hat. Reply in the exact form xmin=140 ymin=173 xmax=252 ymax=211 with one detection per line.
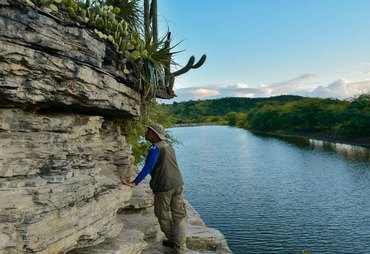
xmin=147 ymin=123 xmax=166 ymax=140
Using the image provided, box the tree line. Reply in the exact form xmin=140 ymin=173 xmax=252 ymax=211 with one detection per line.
xmin=160 ymin=94 xmax=370 ymax=136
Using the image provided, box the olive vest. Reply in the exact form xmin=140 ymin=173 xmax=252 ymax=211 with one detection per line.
xmin=149 ymin=141 xmax=184 ymax=193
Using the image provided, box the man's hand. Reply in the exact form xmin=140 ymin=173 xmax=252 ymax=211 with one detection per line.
xmin=121 ymin=179 xmax=136 ymax=187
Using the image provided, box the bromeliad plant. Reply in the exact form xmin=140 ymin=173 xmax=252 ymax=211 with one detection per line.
xmin=23 ymin=0 xmax=206 ymax=99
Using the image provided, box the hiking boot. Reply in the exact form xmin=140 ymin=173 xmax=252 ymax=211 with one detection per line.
xmin=162 ymin=239 xmax=175 ymax=248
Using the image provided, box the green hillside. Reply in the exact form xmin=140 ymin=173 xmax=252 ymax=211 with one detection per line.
xmin=160 ymin=94 xmax=370 ymax=138
xmin=162 ymin=95 xmax=304 ymax=123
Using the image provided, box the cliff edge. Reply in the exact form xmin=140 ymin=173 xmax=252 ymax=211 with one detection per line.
xmin=0 ymin=1 xmax=231 ymax=253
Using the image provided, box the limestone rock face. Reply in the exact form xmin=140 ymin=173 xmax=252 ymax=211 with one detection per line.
xmin=0 ymin=109 xmax=135 ymax=253
xmin=70 ymin=182 xmax=232 ymax=254
xmin=0 ymin=0 xmax=141 ymax=117
xmin=0 ymin=2 xmax=141 ymax=252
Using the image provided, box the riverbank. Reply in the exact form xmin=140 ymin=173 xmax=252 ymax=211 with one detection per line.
xmin=251 ymin=130 xmax=370 ymax=148
xmin=173 ymin=124 xmax=370 ymax=148
xmin=68 ymin=180 xmax=232 ymax=254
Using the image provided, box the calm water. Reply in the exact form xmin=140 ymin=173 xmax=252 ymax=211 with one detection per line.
xmin=169 ymin=126 xmax=370 ymax=254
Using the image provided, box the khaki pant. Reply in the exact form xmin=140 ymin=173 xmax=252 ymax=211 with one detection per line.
xmin=154 ymin=186 xmax=187 ymax=254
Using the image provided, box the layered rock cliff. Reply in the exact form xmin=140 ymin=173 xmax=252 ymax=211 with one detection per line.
xmin=0 ymin=1 xmax=231 ymax=253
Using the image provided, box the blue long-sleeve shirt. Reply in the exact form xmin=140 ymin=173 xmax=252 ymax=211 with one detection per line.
xmin=133 ymin=144 xmax=159 ymax=185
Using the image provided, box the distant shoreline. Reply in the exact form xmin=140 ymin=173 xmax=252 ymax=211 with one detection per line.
xmin=172 ymin=124 xmax=370 ymax=148
xmin=251 ymin=130 xmax=370 ymax=148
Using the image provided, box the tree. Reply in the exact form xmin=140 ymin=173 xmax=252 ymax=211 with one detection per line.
xmin=337 ymin=94 xmax=370 ymax=134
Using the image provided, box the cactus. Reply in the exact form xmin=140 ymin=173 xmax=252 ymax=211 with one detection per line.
xmin=26 ymin=0 xmax=35 ymax=6
xmin=130 ymin=50 xmax=141 ymax=60
xmin=167 ymin=53 xmax=206 ymax=94
xmin=64 ymin=0 xmax=72 ymax=7
xmin=144 ymin=0 xmax=150 ymax=42
xmin=113 ymin=7 xmax=121 ymax=15
xmin=49 ymin=3 xmax=58 ymax=11
xmin=150 ymin=0 xmax=158 ymax=44
xmin=23 ymin=0 xmax=206 ymax=99
xmin=172 ymin=54 xmax=206 ymax=77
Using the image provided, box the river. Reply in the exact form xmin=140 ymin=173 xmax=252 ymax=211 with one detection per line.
xmin=168 ymin=125 xmax=370 ymax=254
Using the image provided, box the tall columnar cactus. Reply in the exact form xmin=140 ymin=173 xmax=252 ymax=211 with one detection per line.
xmin=144 ymin=0 xmax=150 ymax=43
xmin=162 ymin=29 xmax=206 ymax=93
xmin=143 ymin=0 xmax=157 ymax=44
xmin=172 ymin=54 xmax=207 ymax=77
xmin=150 ymin=0 xmax=158 ymax=45
xmin=166 ymin=54 xmax=206 ymax=93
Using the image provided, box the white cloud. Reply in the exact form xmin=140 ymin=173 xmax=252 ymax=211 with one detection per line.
xmin=230 ymin=83 xmax=249 ymax=89
xmin=165 ymin=74 xmax=370 ymax=103
xmin=306 ymin=79 xmax=370 ymax=99
xmin=241 ymin=93 xmax=256 ymax=97
xmin=265 ymin=73 xmax=321 ymax=94
xmin=190 ymin=88 xmax=220 ymax=97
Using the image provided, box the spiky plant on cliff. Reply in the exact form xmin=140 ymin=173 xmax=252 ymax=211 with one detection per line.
xmin=21 ymin=0 xmax=204 ymax=161
xmin=23 ymin=0 xmax=206 ymax=100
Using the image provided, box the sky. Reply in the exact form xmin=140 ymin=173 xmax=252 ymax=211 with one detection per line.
xmin=157 ymin=0 xmax=370 ymax=102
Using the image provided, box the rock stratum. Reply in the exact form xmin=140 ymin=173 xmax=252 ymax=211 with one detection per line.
xmin=0 ymin=1 xmax=231 ymax=253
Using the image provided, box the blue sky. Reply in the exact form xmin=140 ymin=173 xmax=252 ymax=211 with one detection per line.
xmin=157 ymin=0 xmax=370 ymax=102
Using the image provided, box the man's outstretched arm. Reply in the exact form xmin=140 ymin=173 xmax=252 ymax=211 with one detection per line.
xmin=121 ymin=144 xmax=159 ymax=187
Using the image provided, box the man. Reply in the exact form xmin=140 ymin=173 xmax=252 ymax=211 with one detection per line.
xmin=121 ymin=123 xmax=187 ymax=254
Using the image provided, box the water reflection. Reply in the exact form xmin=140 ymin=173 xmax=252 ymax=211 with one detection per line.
xmin=309 ymin=139 xmax=370 ymax=161
xmin=253 ymin=133 xmax=311 ymax=148
xmin=172 ymin=126 xmax=370 ymax=254
xmin=253 ymin=133 xmax=370 ymax=162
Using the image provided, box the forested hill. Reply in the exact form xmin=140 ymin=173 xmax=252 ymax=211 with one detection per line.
xmin=162 ymin=95 xmax=304 ymax=120
xmin=160 ymin=94 xmax=370 ymax=142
